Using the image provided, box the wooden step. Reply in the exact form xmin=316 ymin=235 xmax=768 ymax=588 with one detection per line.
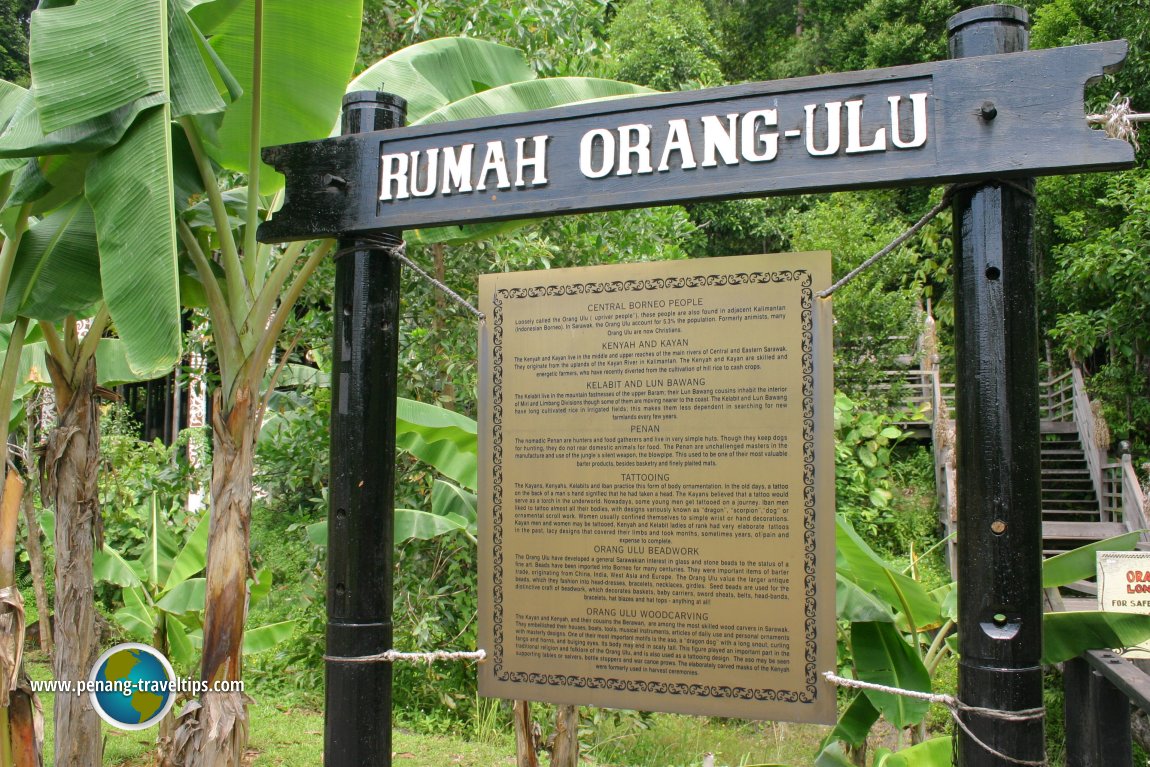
xmin=1040 ymin=421 xmax=1079 ymax=434
xmin=1060 ymin=597 xmax=1097 ymax=612
xmin=1042 ymin=469 xmax=1091 ymax=476
xmin=1064 ymin=579 xmax=1098 ymax=596
xmin=1042 ymin=521 xmax=1128 ymax=540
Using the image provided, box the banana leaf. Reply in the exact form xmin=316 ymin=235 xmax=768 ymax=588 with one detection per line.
xmin=205 ymin=0 xmax=362 ymax=192
xmin=1043 ymin=611 xmax=1150 ymax=664
xmin=883 ymin=737 xmax=953 ymax=767
xmin=851 ymin=621 xmax=931 ymax=728
xmin=1042 ymin=531 xmax=1142 ymax=589
xmin=837 ymin=515 xmax=942 ymax=629
xmin=395 ymin=397 xmax=478 ymax=490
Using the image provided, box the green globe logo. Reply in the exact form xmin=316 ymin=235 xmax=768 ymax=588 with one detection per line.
xmin=89 ymin=643 xmax=177 ymax=730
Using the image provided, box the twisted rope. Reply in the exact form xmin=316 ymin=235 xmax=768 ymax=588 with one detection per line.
xmin=824 ymin=671 xmax=1046 ymax=767
xmin=325 ymin=648 xmax=487 ymax=665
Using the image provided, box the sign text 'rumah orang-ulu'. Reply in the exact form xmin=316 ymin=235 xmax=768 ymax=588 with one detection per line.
xmin=259 ymin=41 xmax=1132 ymax=242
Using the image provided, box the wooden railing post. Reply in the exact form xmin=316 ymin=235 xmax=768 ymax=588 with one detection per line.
xmin=1064 ymin=656 xmax=1133 ymax=767
xmin=1120 ymin=444 xmax=1150 ymax=536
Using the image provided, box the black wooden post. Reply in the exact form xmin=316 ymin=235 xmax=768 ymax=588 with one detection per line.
xmin=948 ymin=6 xmax=1045 ymax=766
xmin=326 ymin=90 xmax=407 ymax=766
xmin=1064 ymin=657 xmax=1134 ymax=767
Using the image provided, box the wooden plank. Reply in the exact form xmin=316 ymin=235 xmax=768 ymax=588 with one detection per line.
xmin=1058 ymin=597 xmax=1096 ymax=612
xmin=1084 ymin=649 xmax=1150 ymax=715
xmin=1066 ymin=579 xmax=1099 ymax=595
xmin=258 ymin=42 xmax=1133 ymax=242
xmin=1043 ymin=521 xmax=1127 ymax=539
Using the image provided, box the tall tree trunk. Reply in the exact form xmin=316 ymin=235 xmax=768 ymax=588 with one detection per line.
xmin=165 ymin=387 xmax=255 ymax=767
xmin=42 ymin=359 xmax=101 ymax=767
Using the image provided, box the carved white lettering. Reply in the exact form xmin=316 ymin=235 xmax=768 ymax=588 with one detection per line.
xmin=657 ymin=118 xmax=697 ymax=171
xmin=741 ymin=109 xmax=779 ymax=162
xmin=805 ymin=102 xmax=842 ymax=157
xmin=701 ymin=113 xmax=739 ymax=167
xmin=889 ymin=93 xmax=928 ymax=149
xmin=440 ymin=144 xmax=474 ymax=195
xmin=514 ymin=135 xmax=550 ymax=187
xmin=580 ymin=128 xmax=615 ymax=178
xmin=617 ymin=124 xmax=653 ymax=176
xmin=410 ymin=148 xmax=439 ymax=197
xmin=476 ymin=141 xmax=511 ymax=191
xmin=845 ymin=99 xmax=886 ymax=153
xmin=379 ymin=152 xmax=410 ymax=201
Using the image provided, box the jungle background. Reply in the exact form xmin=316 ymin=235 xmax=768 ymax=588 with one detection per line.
xmin=0 ymin=0 xmax=1147 ymax=764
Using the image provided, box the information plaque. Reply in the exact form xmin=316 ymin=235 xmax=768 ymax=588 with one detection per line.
xmin=1098 ymin=551 xmax=1150 ymax=658
xmin=478 ymin=252 xmax=835 ymax=722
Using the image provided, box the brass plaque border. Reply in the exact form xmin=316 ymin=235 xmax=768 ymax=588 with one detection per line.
xmin=488 ymin=269 xmax=820 ymax=705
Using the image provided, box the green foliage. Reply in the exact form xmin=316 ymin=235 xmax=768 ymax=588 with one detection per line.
xmin=392 ymin=534 xmax=479 ymax=729
xmin=787 ymin=192 xmax=926 ymax=400
xmin=685 ymin=197 xmax=794 ymax=259
xmin=1045 ymin=170 xmax=1150 ymax=452
xmin=1031 ymin=0 xmax=1150 ymax=117
xmin=258 ymin=382 xmax=331 ymax=512
xmin=359 ymin=0 xmax=612 ymax=77
xmin=607 ymin=0 xmax=724 ymax=90
xmin=833 ymin=393 xmax=907 ymax=543
xmin=712 ymin=0 xmax=959 ymax=82
xmin=98 ymin=403 xmax=208 ymax=559
xmin=0 ymin=0 xmax=32 ymax=87
xmin=84 ymin=493 xmax=293 ymax=672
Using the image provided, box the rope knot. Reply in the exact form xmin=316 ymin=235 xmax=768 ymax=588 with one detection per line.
xmin=1087 ymin=93 xmax=1147 ymax=151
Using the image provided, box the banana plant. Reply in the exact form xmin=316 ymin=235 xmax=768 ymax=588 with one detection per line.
xmin=0 ymin=0 xmax=233 ymax=759
xmin=40 ymin=497 xmax=294 ymax=670
xmin=185 ymin=40 xmax=652 ymax=738
xmin=824 ymin=521 xmax=1150 ymax=766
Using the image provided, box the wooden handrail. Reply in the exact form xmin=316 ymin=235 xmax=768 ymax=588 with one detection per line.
xmin=1069 ymin=364 xmax=1106 ymax=513
xmin=1120 ymin=452 xmax=1149 ymax=539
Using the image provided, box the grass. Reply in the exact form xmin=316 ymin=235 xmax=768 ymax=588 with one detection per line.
xmin=28 ymin=644 xmax=516 ymax=767
xmin=24 ymin=646 xmax=832 ymax=767
xmin=585 ymin=714 xmax=827 ymax=766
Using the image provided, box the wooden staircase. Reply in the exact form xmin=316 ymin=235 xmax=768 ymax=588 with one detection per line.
xmin=1039 ymin=422 xmax=1124 ymax=557
xmin=889 ymin=346 xmax=1148 ymax=596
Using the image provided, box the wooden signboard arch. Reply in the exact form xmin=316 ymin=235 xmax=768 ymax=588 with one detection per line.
xmin=257 ymin=6 xmax=1135 ymax=766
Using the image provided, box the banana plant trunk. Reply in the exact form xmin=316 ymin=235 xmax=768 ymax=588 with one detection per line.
xmin=19 ymin=484 xmax=51 ymax=657
xmin=0 ymin=469 xmax=43 ymax=767
xmin=549 ymin=705 xmax=578 ymax=767
xmin=42 ymin=360 xmax=101 ymax=767
xmin=166 ymin=388 xmax=255 ymax=767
